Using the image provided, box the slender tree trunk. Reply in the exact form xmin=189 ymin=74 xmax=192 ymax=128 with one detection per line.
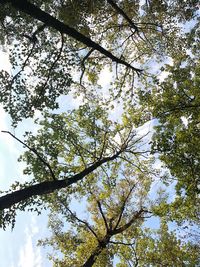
xmin=2 ymin=0 xmax=141 ymax=73
xmin=0 ymin=153 xmax=120 ymax=210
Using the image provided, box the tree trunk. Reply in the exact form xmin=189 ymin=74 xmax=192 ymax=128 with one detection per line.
xmin=82 ymin=245 xmax=104 ymax=267
xmin=82 ymin=236 xmax=110 ymax=267
xmin=0 ymin=153 xmax=120 ymax=210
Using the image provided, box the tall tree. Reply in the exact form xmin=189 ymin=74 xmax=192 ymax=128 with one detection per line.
xmin=137 ymin=27 xmax=200 ymax=222
xmin=0 ymin=0 xmax=198 ymax=123
xmin=0 ymin=2 xmax=199 ymax=264
xmin=0 ymin=103 xmax=151 ymax=229
xmin=38 ymin=166 xmax=199 ymax=266
xmin=39 ymin=159 xmax=153 ymax=266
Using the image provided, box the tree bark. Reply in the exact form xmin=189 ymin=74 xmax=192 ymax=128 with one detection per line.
xmin=0 ymin=153 xmax=120 ymax=210
xmin=82 ymin=237 xmax=110 ymax=267
xmin=2 ymin=0 xmax=141 ymax=73
xmin=82 ymin=245 xmax=104 ymax=267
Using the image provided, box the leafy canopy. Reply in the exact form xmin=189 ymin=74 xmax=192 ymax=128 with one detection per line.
xmin=0 ymin=0 xmax=199 ymax=265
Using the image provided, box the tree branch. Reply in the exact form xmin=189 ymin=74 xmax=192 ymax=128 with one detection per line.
xmin=23 ymin=23 xmax=46 ymax=43
xmin=4 ymin=0 xmax=142 ymax=73
xmin=34 ymin=32 xmax=65 ymax=107
xmin=113 ymin=208 xmax=144 ymax=234
xmin=0 ymin=147 xmax=123 ymax=211
xmin=107 ymin=0 xmax=138 ymax=33
xmin=64 ymin=204 xmax=99 ymax=241
xmin=9 ymin=41 xmax=35 ymax=90
xmin=99 ymin=131 xmax=108 ymax=159
xmin=114 ymin=183 xmax=136 ymax=229
xmin=80 ymin=48 xmax=94 ymax=85
xmin=2 ymin=130 xmax=56 ymax=181
xmin=97 ymin=200 xmax=109 ymax=231
xmin=109 ymin=240 xmax=135 ymax=246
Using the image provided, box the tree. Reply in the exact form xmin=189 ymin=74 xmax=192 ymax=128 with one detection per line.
xmin=0 ymin=1 xmax=199 ymax=265
xmin=38 ymin=167 xmax=199 ymax=266
xmin=38 ymin=157 xmax=153 ymax=266
xmin=0 ymin=103 xmax=151 ymax=229
xmin=0 ymin=0 xmax=139 ymax=123
xmin=116 ymin=220 xmax=199 ymax=266
xmin=0 ymin=0 xmax=198 ymax=124
xmin=138 ymin=27 xmax=200 ymax=222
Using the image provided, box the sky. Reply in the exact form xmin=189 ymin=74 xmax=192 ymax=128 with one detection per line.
xmin=0 ymin=3 xmax=199 ymax=266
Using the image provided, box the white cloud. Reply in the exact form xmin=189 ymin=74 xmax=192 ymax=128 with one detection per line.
xmin=98 ymin=66 xmax=113 ymax=87
xmin=18 ymin=216 xmax=42 ymax=267
xmin=0 ymin=51 xmax=11 ymax=72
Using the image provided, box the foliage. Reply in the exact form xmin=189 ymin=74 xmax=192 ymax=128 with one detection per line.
xmin=0 ymin=0 xmax=199 ymax=124
xmin=0 ymin=103 xmax=153 ymax=229
xmin=116 ymin=220 xmax=199 ymax=266
xmin=39 ymin=172 xmax=199 ymax=266
xmin=39 ymin=161 xmax=153 ymax=266
xmin=0 ymin=1 xmax=199 ymax=265
xmin=138 ymin=33 xmax=200 ymax=221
